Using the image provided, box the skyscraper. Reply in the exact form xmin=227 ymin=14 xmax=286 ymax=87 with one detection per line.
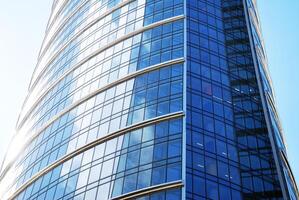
xmin=0 ymin=0 xmax=298 ymax=199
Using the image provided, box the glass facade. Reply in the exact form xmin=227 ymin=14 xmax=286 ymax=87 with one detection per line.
xmin=0 ymin=0 xmax=297 ymax=199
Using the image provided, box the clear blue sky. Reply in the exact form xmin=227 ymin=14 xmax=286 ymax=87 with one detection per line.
xmin=0 ymin=0 xmax=52 ymax=163
xmin=0 ymin=0 xmax=298 ymax=184
xmin=257 ymin=0 xmax=299 ymax=184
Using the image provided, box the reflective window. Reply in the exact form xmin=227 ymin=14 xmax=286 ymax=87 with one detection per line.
xmin=15 ymin=119 xmax=182 ymax=200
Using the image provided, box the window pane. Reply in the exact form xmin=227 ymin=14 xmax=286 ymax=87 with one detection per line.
xmin=88 ymin=164 xmax=102 ymax=183
xmin=123 ymin=173 xmax=137 ymax=193
xmin=137 ymin=169 xmax=152 ymax=189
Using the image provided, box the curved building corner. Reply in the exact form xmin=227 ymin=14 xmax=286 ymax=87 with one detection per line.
xmin=0 ymin=0 xmax=298 ymax=200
